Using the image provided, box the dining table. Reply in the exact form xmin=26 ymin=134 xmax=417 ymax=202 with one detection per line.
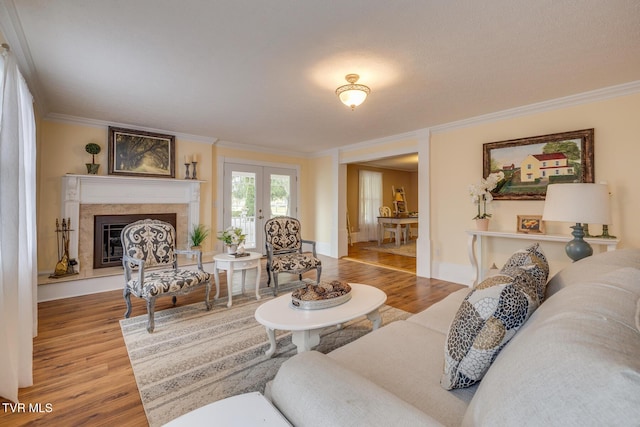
xmin=377 ymin=215 xmax=418 ymax=246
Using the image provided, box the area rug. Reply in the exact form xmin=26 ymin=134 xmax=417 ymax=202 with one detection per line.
xmin=120 ymin=282 xmax=411 ymax=426
xmin=362 ymin=241 xmax=416 ymax=257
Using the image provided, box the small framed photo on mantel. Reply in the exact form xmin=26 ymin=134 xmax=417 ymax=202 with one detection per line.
xmin=517 ymin=215 xmax=545 ymax=234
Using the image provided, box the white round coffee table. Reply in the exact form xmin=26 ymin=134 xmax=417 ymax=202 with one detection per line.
xmin=213 ymin=252 xmax=262 ymax=308
xmin=254 ymin=283 xmax=387 ymax=357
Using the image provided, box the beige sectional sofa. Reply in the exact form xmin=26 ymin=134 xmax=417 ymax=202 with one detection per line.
xmin=266 ymin=248 xmax=640 ymax=426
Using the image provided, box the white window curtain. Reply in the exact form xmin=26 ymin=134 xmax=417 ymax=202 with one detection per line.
xmin=358 ymin=170 xmax=382 ymax=242
xmin=0 ymin=47 xmax=38 ymax=403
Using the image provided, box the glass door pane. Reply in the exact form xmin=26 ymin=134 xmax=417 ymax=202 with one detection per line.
xmin=231 ymin=171 xmax=256 ymax=249
xmin=224 ymin=163 xmax=262 ymax=251
xmin=269 ymin=174 xmax=290 ymax=217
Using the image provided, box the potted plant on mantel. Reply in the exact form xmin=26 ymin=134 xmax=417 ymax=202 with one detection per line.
xmin=85 ymin=142 xmax=101 ymax=174
xmin=189 ymin=224 xmax=210 ymax=251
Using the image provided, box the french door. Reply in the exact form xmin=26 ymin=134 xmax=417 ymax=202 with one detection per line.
xmin=223 ymin=163 xmax=297 ymax=254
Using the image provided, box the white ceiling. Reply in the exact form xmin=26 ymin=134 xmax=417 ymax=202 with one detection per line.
xmin=1 ymin=0 xmax=639 ymax=154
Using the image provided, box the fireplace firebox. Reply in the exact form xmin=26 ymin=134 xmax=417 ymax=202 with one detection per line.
xmin=93 ymin=214 xmax=177 ymax=269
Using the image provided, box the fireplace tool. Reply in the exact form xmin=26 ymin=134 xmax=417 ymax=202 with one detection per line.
xmin=49 ymin=217 xmax=78 ymax=278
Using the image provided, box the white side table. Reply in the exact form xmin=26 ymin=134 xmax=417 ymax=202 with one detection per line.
xmin=162 ymin=392 xmax=291 ymax=426
xmin=213 ymin=252 xmax=262 ymax=308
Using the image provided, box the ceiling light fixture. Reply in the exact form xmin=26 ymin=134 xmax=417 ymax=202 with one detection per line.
xmin=335 ymin=74 xmax=370 ymax=110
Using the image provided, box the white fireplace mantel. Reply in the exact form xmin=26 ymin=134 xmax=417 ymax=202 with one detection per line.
xmin=61 ymin=174 xmax=202 ymax=271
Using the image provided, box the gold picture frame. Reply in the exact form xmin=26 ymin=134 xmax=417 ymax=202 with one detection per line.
xmin=108 ymin=127 xmax=175 ymax=178
xmin=483 ymin=129 xmax=594 ymax=200
xmin=517 ymin=215 xmax=545 ymax=234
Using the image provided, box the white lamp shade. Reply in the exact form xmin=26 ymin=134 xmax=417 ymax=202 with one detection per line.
xmin=542 ymin=183 xmax=612 ymax=225
xmin=338 ymin=89 xmax=368 ymax=109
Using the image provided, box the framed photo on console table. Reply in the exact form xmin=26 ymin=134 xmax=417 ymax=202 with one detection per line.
xmin=517 ymin=215 xmax=545 ymax=234
xmin=483 ymin=129 xmax=594 ymax=200
xmin=108 ymin=127 xmax=176 ymax=178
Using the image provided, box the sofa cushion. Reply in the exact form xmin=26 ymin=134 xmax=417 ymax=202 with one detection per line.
xmin=269 ymin=351 xmax=444 ymax=427
xmin=545 ymin=248 xmax=640 ymax=299
xmin=462 ymin=267 xmax=640 ymax=426
xmin=441 ymin=264 xmax=546 ymax=390
xmin=328 ymin=320 xmax=476 ymax=426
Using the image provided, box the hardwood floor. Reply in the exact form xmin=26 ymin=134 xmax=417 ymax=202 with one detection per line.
xmin=1 ymin=250 xmax=464 ymax=426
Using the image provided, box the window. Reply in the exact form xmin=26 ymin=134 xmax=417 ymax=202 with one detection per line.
xmin=358 ymin=170 xmax=382 ymax=241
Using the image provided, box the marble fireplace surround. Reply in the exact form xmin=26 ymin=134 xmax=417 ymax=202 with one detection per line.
xmin=61 ymin=174 xmax=202 ymax=275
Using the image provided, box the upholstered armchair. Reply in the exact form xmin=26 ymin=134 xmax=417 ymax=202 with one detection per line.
xmin=121 ymin=219 xmax=213 ymax=333
xmin=264 ymin=216 xmax=322 ymax=296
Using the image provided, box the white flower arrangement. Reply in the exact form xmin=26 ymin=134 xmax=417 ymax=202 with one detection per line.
xmin=217 ymin=226 xmax=246 ymax=245
xmin=469 ymin=171 xmax=505 ymax=219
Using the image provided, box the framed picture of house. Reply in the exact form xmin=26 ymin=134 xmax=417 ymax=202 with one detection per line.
xmin=483 ymin=129 xmax=594 ymax=200
xmin=108 ymin=127 xmax=176 ymax=178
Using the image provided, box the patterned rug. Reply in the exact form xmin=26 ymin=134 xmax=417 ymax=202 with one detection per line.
xmin=120 ymin=281 xmax=411 ymax=426
xmin=362 ymin=241 xmax=416 ymax=257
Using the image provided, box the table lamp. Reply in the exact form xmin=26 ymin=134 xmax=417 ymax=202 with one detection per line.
xmin=542 ymin=183 xmax=611 ymax=262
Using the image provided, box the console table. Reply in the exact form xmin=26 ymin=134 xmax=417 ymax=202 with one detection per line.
xmin=467 ymin=230 xmax=619 ymax=286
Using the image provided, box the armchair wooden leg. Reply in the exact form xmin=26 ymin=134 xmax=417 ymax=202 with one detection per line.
xmin=205 ymin=281 xmax=212 ymax=311
xmin=146 ymin=297 xmax=157 ymax=333
xmin=266 ymin=262 xmax=272 ymax=286
xmin=272 ymin=273 xmax=279 ymax=296
xmin=316 ymin=267 xmax=322 ymax=284
xmin=123 ymin=287 xmax=132 ymax=318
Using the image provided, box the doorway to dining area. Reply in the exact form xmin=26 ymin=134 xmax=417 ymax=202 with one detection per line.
xmin=345 ymin=154 xmax=418 ymax=273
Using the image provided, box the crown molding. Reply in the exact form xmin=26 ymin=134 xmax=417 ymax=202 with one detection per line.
xmin=431 ymin=80 xmax=640 ymax=134
xmin=44 ymin=113 xmax=218 ymax=145
xmin=215 ymin=139 xmax=314 ymax=159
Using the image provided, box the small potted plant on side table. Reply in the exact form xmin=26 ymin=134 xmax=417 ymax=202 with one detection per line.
xmin=217 ymin=226 xmax=246 ymax=254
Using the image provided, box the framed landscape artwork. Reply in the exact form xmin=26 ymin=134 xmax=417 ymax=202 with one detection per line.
xmin=483 ymin=129 xmax=594 ymax=200
xmin=108 ymin=127 xmax=176 ymax=178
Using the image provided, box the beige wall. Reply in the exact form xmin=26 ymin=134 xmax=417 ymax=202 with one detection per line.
xmin=307 ymin=155 xmax=333 ymax=244
xmin=430 ymin=92 xmax=640 ymax=281
xmin=37 ymin=120 xmax=214 ymax=271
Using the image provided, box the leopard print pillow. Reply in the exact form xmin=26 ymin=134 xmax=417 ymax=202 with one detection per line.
xmin=441 ymin=263 xmax=548 ymax=390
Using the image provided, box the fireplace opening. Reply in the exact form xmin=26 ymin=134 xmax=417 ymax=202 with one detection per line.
xmin=93 ymin=213 xmax=177 ymax=269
